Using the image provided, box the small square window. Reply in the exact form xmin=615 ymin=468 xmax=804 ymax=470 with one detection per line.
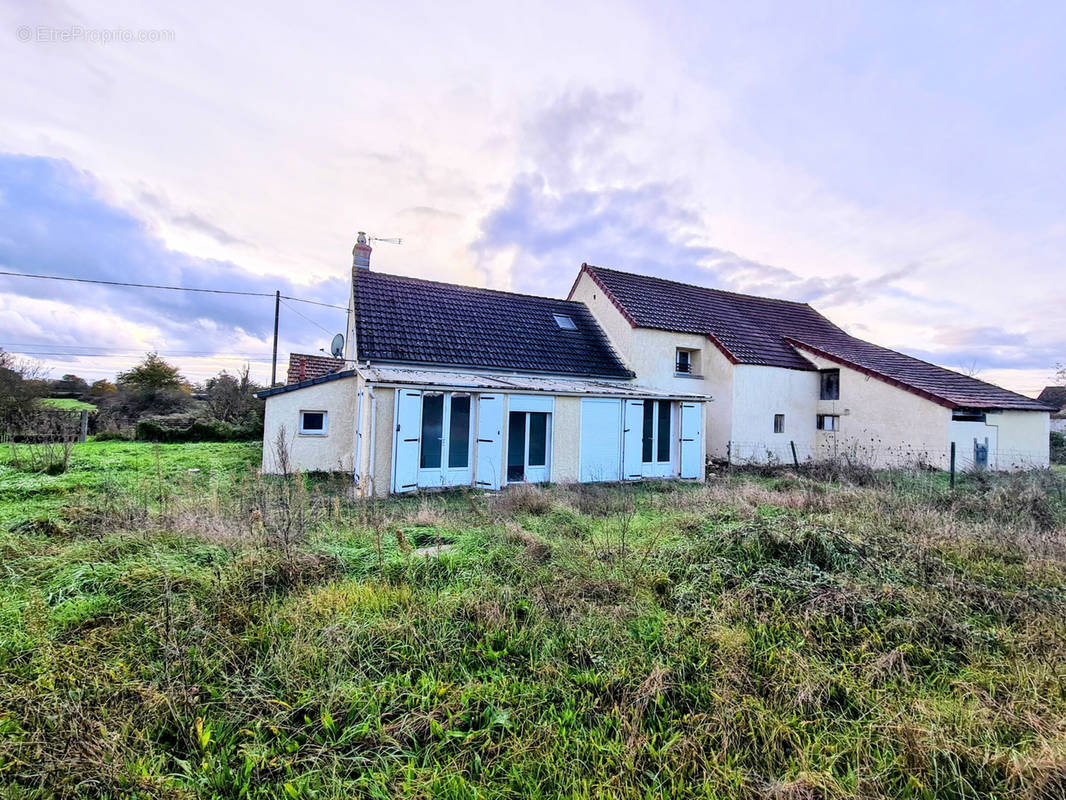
xmin=816 ymin=414 xmax=839 ymax=432
xmin=553 ymin=314 xmax=577 ymax=330
xmin=299 ymin=410 xmax=327 ymax=435
xmin=820 ymin=370 xmax=840 ymax=400
xmin=773 ymin=414 xmax=785 ymax=434
xmin=676 ymin=348 xmax=697 ymax=374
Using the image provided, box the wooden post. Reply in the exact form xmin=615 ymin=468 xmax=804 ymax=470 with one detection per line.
xmin=79 ymin=409 xmax=88 ymax=443
xmin=949 ymin=441 xmax=956 ymax=490
xmin=271 ymin=289 xmax=280 ymax=387
xmin=790 ymin=440 xmax=799 ymax=468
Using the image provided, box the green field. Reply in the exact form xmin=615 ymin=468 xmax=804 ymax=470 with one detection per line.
xmin=1 ymin=442 xmax=1065 ymax=798
xmin=40 ymin=398 xmax=98 ymax=413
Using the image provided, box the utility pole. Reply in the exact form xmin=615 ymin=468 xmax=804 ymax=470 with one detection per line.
xmin=271 ymin=289 xmax=280 ymax=386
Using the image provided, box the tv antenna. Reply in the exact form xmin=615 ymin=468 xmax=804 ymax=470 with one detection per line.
xmin=368 ymin=236 xmax=403 ymax=245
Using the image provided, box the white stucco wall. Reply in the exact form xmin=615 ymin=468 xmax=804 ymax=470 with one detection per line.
xmin=796 ymin=350 xmax=951 ymax=468
xmin=569 ymin=271 xmax=633 ymax=363
xmin=261 ymin=375 xmax=359 ymax=474
xmin=1052 ymin=417 xmax=1066 ymax=435
xmin=701 ymin=346 xmax=735 ymax=461
xmin=368 ymin=386 xmax=395 ymax=497
xmin=982 ymin=410 xmax=1050 ymax=469
xmin=728 ymin=365 xmax=819 ymax=464
xmin=948 ymin=420 xmax=1000 ymax=471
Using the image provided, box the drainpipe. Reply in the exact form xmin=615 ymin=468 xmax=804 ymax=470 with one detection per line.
xmin=353 ymin=387 xmax=364 ymax=489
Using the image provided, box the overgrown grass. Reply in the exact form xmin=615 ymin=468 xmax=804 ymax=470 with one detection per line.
xmin=2 ymin=443 xmax=1066 ymax=798
xmin=0 ymin=440 xmax=261 ymax=527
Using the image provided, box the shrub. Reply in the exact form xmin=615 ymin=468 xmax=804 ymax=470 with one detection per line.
xmin=135 ymin=418 xmax=263 ymax=443
xmin=1052 ymin=431 xmax=1065 ymax=465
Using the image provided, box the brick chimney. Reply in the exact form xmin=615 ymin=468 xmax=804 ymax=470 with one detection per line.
xmin=352 ymin=231 xmax=372 ymax=270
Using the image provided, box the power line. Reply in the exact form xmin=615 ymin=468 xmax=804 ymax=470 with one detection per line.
xmin=7 ymin=350 xmax=272 ymax=360
xmin=0 ymin=268 xmax=349 ymax=310
xmin=282 ymin=296 xmax=349 ymax=312
xmin=279 ymin=298 xmax=334 ymax=337
xmin=0 ymin=269 xmax=273 ymax=297
xmin=0 ymin=341 xmax=271 ymax=355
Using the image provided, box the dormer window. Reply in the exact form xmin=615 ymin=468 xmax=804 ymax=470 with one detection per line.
xmin=553 ymin=314 xmax=577 ymax=330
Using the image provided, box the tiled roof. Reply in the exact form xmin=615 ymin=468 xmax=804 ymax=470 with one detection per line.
xmin=355 ymin=270 xmax=631 ymax=379
xmin=1038 ymin=386 xmax=1066 ymax=414
xmin=578 ymin=264 xmax=840 ymax=370
xmin=579 ymin=264 xmax=1054 ymax=412
xmin=286 ymin=353 xmax=345 ymax=385
xmin=789 ymin=338 xmax=1055 ymax=412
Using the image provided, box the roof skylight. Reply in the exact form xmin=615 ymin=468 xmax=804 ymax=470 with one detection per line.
xmin=553 ymin=313 xmax=577 ymax=330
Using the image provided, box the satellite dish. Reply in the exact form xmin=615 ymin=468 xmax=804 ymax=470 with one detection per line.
xmin=330 ymin=333 xmax=344 ymax=358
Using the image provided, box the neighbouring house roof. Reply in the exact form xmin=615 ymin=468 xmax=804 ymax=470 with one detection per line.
xmin=286 ymin=352 xmax=345 ymax=384
xmin=1038 ymin=386 xmax=1066 ymax=416
xmin=577 ymin=263 xmax=1055 ymax=412
xmin=354 ymin=270 xmax=632 ymax=379
xmin=360 ymin=364 xmax=709 ymax=399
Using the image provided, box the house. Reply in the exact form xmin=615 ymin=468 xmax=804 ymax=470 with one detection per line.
xmin=569 ymin=264 xmax=1054 ymax=470
xmin=1037 ymin=386 xmax=1066 ymax=434
xmin=256 ymin=237 xmax=708 ymax=495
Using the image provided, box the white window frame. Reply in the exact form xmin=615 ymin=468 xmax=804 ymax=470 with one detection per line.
xmin=506 ymin=409 xmax=553 ymax=484
xmin=417 ymin=392 xmax=475 ymax=488
xmin=773 ymin=414 xmax=785 ymax=434
xmin=675 ymin=348 xmax=698 ymax=375
xmin=299 ymin=409 xmax=328 ymax=436
xmin=641 ymin=399 xmax=676 ymax=478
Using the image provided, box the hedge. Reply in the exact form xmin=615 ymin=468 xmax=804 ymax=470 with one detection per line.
xmin=135 ymin=418 xmax=263 ymax=443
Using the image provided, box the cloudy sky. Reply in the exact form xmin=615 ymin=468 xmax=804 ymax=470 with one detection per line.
xmin=1 ymin=0 xmax=1063 ymax=394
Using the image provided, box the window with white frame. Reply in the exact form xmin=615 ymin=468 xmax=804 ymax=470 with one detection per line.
xmin=675 ymin=348 xmax=699 ymax=375
xmin=299 ymin=410 xmax=327 ymax=435
xmin=816 ymin=414 xmax=839 ymax=432
xmin=773 ymin=414 xmax=785 ymax=434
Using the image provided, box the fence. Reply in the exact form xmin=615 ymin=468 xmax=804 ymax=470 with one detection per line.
xmin=724 ymin=439 xmax=1051 ymax=474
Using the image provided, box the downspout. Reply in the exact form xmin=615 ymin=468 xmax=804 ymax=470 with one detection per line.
xmin=353 ymin=387 xmax=364 ymax=490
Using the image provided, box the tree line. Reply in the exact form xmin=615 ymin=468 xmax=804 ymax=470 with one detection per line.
xmin=0 ymin=350 xmax=264 ymax=441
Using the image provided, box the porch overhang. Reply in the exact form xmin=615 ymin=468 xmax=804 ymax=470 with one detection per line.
xmin=359 ymin=365 xmax=711 ymax=402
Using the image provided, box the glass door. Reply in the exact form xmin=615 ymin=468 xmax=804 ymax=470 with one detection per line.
xmin=506 ymin=410 xmax=551 ymax=483
xmin=418 ymin=393 xmax=474 ymax=488
xmin=641 ymin=400 xmax=676 ymax=478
